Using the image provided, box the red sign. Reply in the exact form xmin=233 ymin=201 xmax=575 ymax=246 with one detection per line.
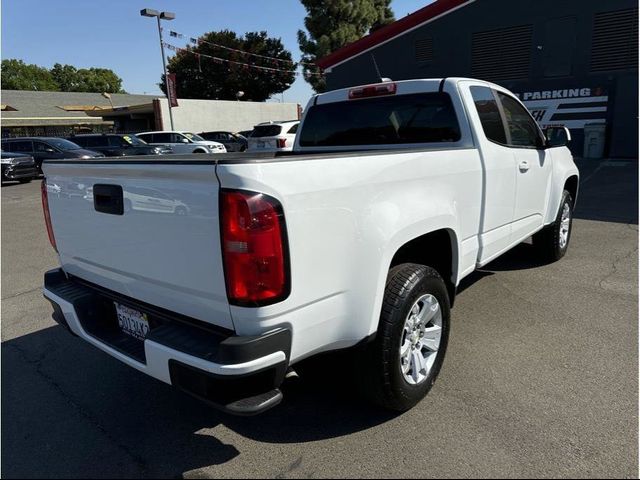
xmin=167 ymin=73 xmax=178 ymax=107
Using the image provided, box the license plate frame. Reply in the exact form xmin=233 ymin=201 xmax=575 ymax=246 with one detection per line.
xmin=114 ymin=302 xmax=150 ymax=341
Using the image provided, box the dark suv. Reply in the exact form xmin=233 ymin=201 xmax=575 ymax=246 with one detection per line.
xmin=198 ymin=131 xmax=248 ymax=152
xmin=0 ymin=137 xmax=104 ymax=173
xmin=67 ymin=134 xmax=172 ymax=157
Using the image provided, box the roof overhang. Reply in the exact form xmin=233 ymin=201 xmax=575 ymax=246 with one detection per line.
xmin=317 ymin=0 xmax=474 ymax=71
xmin=84 ymin=102 xmax=154 ymax=117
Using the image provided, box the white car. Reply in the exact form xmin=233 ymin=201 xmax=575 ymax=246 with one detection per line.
xmin=42 ymin=78 xmax=578 ymax=416
xmin=136 ymin=131 xmax=226 ymax=154
xmin=247 ymin=121 xmax=299 ymax=152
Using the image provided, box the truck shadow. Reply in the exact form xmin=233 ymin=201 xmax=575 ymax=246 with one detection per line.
xmin=1 ymin=325 xmax=397 ymax=477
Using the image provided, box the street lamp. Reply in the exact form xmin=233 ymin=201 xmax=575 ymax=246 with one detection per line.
xmin=101 ymin=92 xmax=114 ymax=109
xmin=140 ymin=8 xmax=176 ymax=130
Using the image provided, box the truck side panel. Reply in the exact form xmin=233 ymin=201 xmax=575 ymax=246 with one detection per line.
xmin=215 ymin=148 xmax=483 ymax=363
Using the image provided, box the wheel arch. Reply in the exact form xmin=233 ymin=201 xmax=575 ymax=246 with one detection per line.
xmin=564 ymin=175 xmax=579 ymax=205
xmin=388 ymin=228 xmax=459 ymax=307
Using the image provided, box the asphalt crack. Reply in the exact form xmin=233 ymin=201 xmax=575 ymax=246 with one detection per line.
xmin=2 ymin=286 xmax=43 ymax=301
xmin=5 ymin=342 xmax=149 ymax=476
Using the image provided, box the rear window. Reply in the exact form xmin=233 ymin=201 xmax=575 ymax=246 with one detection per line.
xmin=251 ymin=125 xmax=282 ymax=137
xmin=299 ymin=92 xmax=460 ymax=147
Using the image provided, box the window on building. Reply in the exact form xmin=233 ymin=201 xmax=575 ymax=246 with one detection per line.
xmin=591 ymin=8 xmax=638 ymax=72
xmin=470 ymin=86 xmax=507 ymax=144
xmin=497 ymin=92 xmax=544 ymax=148
xmin=543 ymin=17 xmax=577 ymax=77
xmin=415 ymin=37 xmax=433 ymax=63
xmin=471 ymin=25 xmax=533 ymax=81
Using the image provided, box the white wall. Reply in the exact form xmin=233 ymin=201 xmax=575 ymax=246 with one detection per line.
xmin=155 ymin=98 xmax=300 ymax=133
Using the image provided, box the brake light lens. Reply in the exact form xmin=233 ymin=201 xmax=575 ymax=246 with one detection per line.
xmin=348 ymin=82 xmax=397 ymax=99
xmin=277 ymin=138 xmax=287 ymax=149
xmin=220 ymin=189 xmax=289 ymax=306
xmin=41 ymin=180 xmax=57 ymax=252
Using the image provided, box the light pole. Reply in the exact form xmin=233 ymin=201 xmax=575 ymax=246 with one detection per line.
xmin=140 ymin=8 xmax=175 ymax=130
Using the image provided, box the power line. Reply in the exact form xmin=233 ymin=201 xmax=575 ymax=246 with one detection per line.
xmin=164 ymin=42 xmax=323 ymax=78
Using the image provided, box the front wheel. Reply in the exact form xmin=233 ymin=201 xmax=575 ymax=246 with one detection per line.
xmin=360 ymin=263 xmax=450 ymax=411
xmin=533 ymin=190 xmax=574 ymax=262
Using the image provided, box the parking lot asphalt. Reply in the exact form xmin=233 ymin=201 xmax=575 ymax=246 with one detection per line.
xmin=2 ymin=159 xmax=638 ymax=479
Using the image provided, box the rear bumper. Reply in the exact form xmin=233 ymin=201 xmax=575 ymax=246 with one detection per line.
xmin=43 ymin=268 xmax=291 ymax=415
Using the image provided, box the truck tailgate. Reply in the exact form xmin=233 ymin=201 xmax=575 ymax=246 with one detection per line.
xmin=43 ymin=160 xmax=234 ymax=330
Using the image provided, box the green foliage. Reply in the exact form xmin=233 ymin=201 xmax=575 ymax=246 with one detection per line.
xmin=298 ymin=0 xmax=395 ymax=92
xmin=2 ymin=59 xmax=125 ymax=93
xmin=161 ymin=30 xmax=296 ymax=102
xmin=1 ymin=59 xmax=59 ymax=91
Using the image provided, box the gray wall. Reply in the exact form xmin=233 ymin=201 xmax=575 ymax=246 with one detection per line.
xmin=157 ymin=99 xmax=300 ymax=133
xmin=326 ymin=0 xmax=638 ymax=158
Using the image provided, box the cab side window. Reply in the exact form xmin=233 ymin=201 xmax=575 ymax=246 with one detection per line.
xmin=470 ymin=86 xmax=507 ymax=144
xmin=497 ymin=92 xmax=544 ymax=148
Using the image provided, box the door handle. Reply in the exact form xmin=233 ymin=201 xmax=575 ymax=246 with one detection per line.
xmin=519 ymin=160 xmax=530 ymax=172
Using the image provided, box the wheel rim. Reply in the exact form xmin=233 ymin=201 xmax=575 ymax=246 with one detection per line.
xmin=399 ymin=294 xmax=443 ymax=385
xmin=559 ymin=203 xmax=571 ymax=249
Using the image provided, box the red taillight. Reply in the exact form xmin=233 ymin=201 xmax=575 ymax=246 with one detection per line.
xmin=348 ymin=82 xmax=397 ymax=99
xmin=220 ymin=189 xmax=289 ymax=306
xmin=277 ymin=138 xmax=287 ymax=149
xmin=41 ymin=179 xmax=57 ymax=252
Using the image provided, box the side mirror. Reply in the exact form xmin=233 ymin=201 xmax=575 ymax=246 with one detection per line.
xmin=45 ymin=147 xmax=56 ymax=153
xmin=181 ymin=138 xmax=190 ymax=144
xmin=545 ymin=126 xmax=572 ymax=148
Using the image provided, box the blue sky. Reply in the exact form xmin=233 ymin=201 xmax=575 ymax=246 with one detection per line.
xmin=2 ymin=0 xmax=432 ymax=105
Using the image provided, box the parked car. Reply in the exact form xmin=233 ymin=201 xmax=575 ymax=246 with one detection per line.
xmin=67 ymin=134 xmax=172 ymax=157
xmin=136 ymin=131 xmax=226 ymax=154
xmin=237 ymin=130 xmax=254 ymax=139
xmin=247 ymin=121 xmax=299 ymax=152
xmin=42 ymin=78 xmax=578 ymax=416
xmin=0 ymin=137 xmax=104 ymax=174
xmin=1 ymin=151 xmax=38 ymax=183
xmin=197 ymin=131 xmax=248 ymax=152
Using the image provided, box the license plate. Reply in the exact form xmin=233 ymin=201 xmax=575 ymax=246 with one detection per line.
xmin=257 ymin=141 xmax=265 ymax=148
xmin=114 ymin=302 xmax=149 ymax=341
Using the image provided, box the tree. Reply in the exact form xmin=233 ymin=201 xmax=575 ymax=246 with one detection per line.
xmin=1 ymin=59 xmax=59 ymax=91
xmin=2 ymin=59 xmax=125 ymax=93
xmin=161 ymin=30 xmax=296 ymax=102
xmin=51 ymin=64 xmax=125 ymax=93
xmin=298 ymin=0 xmax=395 ymax=92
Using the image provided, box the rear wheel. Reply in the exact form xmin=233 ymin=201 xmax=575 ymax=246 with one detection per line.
xmin=533 ymin=190 xmax=574 ymax=262
xmin=360 ymin=263 xmax=450 ymax=411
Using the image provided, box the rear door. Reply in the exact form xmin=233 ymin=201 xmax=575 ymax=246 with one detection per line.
xmin=43 ymin=159 xmax=234 ymax=330
xmin=495 ymin=91 xmax=553 ymax=241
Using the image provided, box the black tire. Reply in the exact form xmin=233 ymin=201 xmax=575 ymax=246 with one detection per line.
xmin=533 ymin=190 xmax=574 ymax=262
xmin=193 ymin=149 xmax=207 ymax=154
xmin=18 ymin=179 xmax=32 ymax=184
xmin=360 ymin=263 xmax=450 ymax=411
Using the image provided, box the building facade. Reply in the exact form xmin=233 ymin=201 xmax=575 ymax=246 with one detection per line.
xmin=318 ymin=0 xmax=638 ymax=158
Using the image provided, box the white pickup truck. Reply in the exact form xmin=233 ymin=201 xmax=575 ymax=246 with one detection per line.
xmin=42 ymin=78 xmax=579 ymax=415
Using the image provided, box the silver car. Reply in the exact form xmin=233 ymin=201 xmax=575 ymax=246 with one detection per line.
xmin=136 ymin=131 xmax=226 ymax=154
